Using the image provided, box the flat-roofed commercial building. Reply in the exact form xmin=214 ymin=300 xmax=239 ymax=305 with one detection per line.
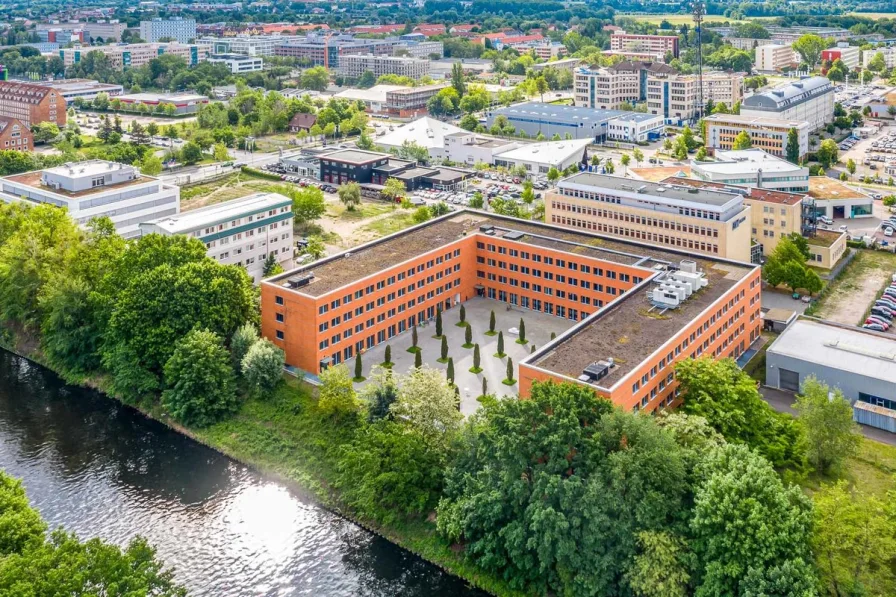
xmin=487 ymin=102 xmax=662 ymax=142
xmin=493 ymin=139 xmax=591 ymax=175
xmin=140 ymin=18 xmax=197 ymax=43
xmin=546 ymin=172 xmax=753 ymax=262
xmin=198 ymin=35 xmax=303 ymax=56
xmin=606 ymin=112 xmax=665 ymax=142
xmin=766 ymin=318 xmax=896 ymax=433
xmin=117 ymin=92 xmax=209 ymax=115
xmin=261 ymin=211 xmax=760 ymax=416
xmin=610 ymin=31 xmax=679 ymax=57
xmin=647 ymin=71 xmax=744 ymax=124
xmin=863 ymin=47 xmax=896 ymax=70
xmin=574 ymin=62 xmax=675 ymax=110
xmin=338 ymin=54 xmax=430 ymax=79
xmin=0 ymin=160 xmax=180 ymax=239
xmin=60 ymin=42 xmax=208 ymax=69
xmin=704 ymin=113 xmax=810 ymax=161
xmin=755 ymin=44 xmax=796 ymax=72
xmin=806 ymin=177 xmax=874 ymax=219
xmin=692 ymin=149 xmax=810 ymax=193
xmin=319 ymin=149 xmax=392 ymax=185
xmin=207 ymin=53 xmax=264 ymax=73
xmin=662 ymin=176 xmax=847 ymax=266
xmin=822 ymin=44 xmax=861 ymax=71
xmin=30 ymin=78 xmax=123 ymax=103
xmin=394 ymin=39 xmax=443 ymax=59
xmin=273 ymin=34 xmax=396 ymax=69
xmin=384 ymin=83 xmax=448 ymax=117
xmin=740 ymin=76 xmax=834 ymax=132
xmin=139 ymin=192 xmax=293 ymax=283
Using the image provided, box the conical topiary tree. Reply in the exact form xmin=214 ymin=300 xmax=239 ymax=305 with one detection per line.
xmin=440 ymin=335 xmax=449 ymax=362
xmin=464 ymin=323 xmax=473 ymax=348
xmin=447 ymin=357 xmax=455 ymax=384
xmin=414 ymin=348 xmax=422 ymax=369
xmin=411 ymin=324 xmax=419 ymax=352
xmin=497 ymin=331 xmax=505 ymax=357
xmin=550 ymin=331 xmax=556 ymax=341
xmin=354 ymin=352 xmax=364 ymax=381
xmin=518 ymin=318 xmax=526 ymax=344
xmin=505 ymin=356 xmax=514 ymax=384
xmin=473 ymin=343 xmax=481 ymax=371
xmin=481 ymin=376 xmax=488 ymax=397
xmin=460 ymin=304 xmax=466 ymax=324
xmin=384 ymin=344 xmax=392 ymax=367
xmin=435 ymin=306 xmax=443 ymax=337
xmin=489 ymin=310 xmax=496 ymax=334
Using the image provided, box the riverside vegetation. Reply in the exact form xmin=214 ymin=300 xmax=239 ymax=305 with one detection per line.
xmin=0 ymin=201 xmax=894 ymax=596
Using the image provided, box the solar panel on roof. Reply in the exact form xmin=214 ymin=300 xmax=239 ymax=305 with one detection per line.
xmin=503 ymin=231 xmax=524 ymax=240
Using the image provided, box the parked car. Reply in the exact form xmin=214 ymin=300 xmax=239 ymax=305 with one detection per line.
xmin=819 ymin=216 xmax=833 ymax=225
xmin=864 ymin=323 xmax=887 ymax=332
xmin=866 ymin=318 xmax=890 ymax=329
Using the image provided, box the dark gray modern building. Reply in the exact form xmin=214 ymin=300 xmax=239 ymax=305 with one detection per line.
xmin=765 ymin=317 xmax=896 ymax=433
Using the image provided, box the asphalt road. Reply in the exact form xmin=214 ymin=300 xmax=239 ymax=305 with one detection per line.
xmin=760 ymin=386 xmax=896 ymax=446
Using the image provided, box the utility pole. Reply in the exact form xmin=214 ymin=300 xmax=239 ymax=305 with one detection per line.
xmin=692 ymin=0 xmax=705 ymax=122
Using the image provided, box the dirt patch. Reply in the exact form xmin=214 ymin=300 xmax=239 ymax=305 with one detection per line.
xmin=316 ymin=197 xmax=416 ymax=253
xmin=814 ymin=251 xmax=896 ymax=325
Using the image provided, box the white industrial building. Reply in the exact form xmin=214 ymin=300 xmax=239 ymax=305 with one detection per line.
xmin=208 ymin=53 xmax=264 ymax=73
xmin=863 ymin=47 xmax=896 ymax=70
xmin=492 ymin=138 xmax=591 ymax=175
xmin=0 ymin=160 xmax=180 ymax=239
xmin=766 ymin=318 xmax=896 ymax=433
xmin=605 ymin=112 xmax=664 ymax=142
xmin=333 ymin=84 xmax=405 ymax=113
xmin=691 ymin=149 xmax=810 ymax=193
xmin=443 ymin=132 xmax=520 ymax=167
xmin=139 ymin=192 xmax=293 ymax=283
xmin=376 ymin=117 xmax=465 ymax=161
xmin=740 ymin=77 xmax=834 ymax=132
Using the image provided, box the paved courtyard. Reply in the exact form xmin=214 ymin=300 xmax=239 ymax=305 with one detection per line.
xmin=355 ymin=297 xmax=576 ymax=415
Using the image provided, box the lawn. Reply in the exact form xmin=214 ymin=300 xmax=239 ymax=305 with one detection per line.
xmin=358 ymin=211 xmax=418 ymax=236
xmin=326 ymin=201 xmax=397 ymax=220
xmin=616 ymin=13 xmax=754 ymax=25
xmin=807 ymin=249 xmax=896 ymax=324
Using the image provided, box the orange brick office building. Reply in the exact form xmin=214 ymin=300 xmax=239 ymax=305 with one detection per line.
xmin=262 ymin=203 xmax=761 ymax=413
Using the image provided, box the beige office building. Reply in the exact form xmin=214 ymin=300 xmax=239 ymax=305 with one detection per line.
xmin=647 ymin=71 xmax=744 ymax=123
xmin=662 ymin=176 xmax=846 ymax=266
xmin=60 ymin=42 xmax=208 ymax=69
xmin=704 ymin=114 xmax=810 ymax=161
xmin=546 ymin=172 xmax=753 ymax=262
xmin=574 ymin=61 xmax=675 ymax=110
xmin=755 ymin=44 xmax=796 ymax=72
xmin=338 ymin=54 xmax=430 ymax=79
xmin=573 ymin=66 xmax=641 ymax=110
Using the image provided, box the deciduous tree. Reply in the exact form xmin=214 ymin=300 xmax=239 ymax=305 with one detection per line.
xmin=795 ymin=377 xmax=861 ymax=474
xmin=241 ymin=338 xmax=285 ymax=394
xmin=318 ymin=364 xmax=360 ymax=418
xmin=162 ymin=329 xmax=238 ymax=427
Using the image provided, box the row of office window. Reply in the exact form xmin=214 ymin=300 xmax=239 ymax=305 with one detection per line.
xmin=317 ymin=248 xmax=462 ymax=315
xmin=551 ymin=214 xmax=721 ymax=255
xmin=552 ymin=200 xmax=722 ymax=236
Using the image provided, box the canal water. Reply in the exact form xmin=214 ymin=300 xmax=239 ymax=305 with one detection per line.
xmin=0 ymin=350 xmax=485 ymax=597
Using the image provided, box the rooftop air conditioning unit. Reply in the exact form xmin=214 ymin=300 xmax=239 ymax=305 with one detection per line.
xmin=652 ymin=288 xmax=681 ymax=308
xmin=579 ymin=360 xmax=613 ymax=383
xmin=671 ymin=270 xmax=707 ymax=292
xmin=679 ymin=259 xmax=697 ymax=273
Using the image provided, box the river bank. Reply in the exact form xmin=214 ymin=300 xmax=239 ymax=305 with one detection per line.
xmin=0 ymin=331 xmax=521 ymax=597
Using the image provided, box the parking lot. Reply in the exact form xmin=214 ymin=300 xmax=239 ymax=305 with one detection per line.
xmin=810 ymin=250 xmax=896 ymax=334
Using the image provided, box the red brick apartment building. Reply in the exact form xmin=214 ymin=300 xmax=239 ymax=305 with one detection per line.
xmin=262 ymin=208 xmax=761 ymax=413
xmin=0 ymin=81 xmax=66 ymax=128
xmin=0 ymin=117 xmax=32 ymax=151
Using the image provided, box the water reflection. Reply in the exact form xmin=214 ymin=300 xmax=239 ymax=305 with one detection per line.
xmin=0 ymin=351 xmax=484 ymax=597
